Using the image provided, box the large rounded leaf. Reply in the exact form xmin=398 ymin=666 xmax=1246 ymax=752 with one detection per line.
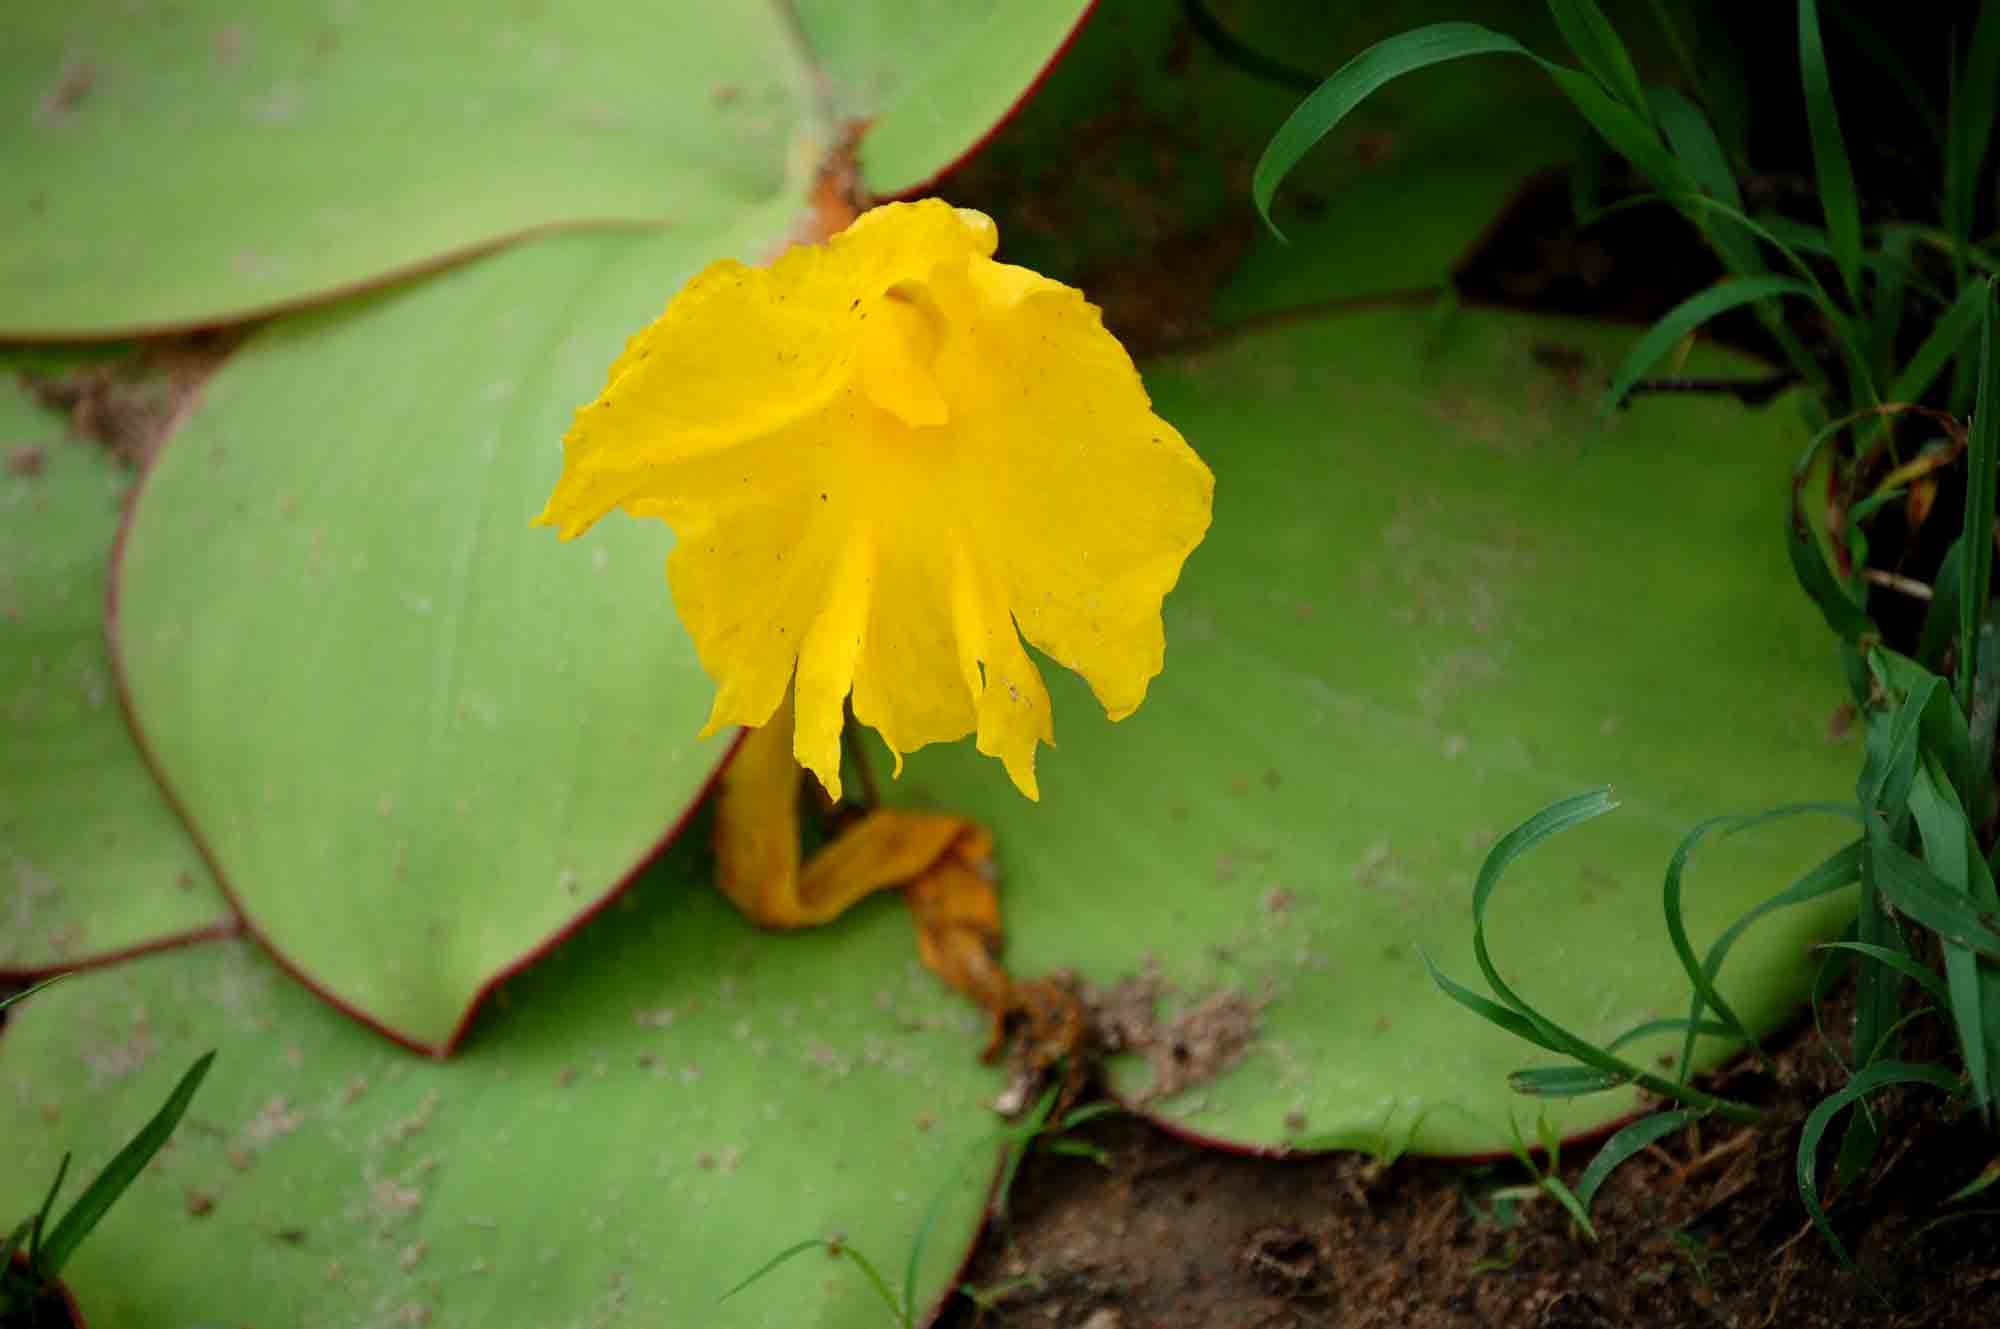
xmin=896 ymin=305 xmax=1857 ymax=1155
xmin=3 ymin=1 xmax=818 ymax=338
xmin=0 ymin=833 xmax=1004 ymax=1328
xmin=793 ymin=0 xmax=1095 ymax=198
xmin=0 ymin=377 xmax=231 ymax=975
xmin=3 ymin=0 xmax=1091 ymax=338
xmin=110 ymin=220 xmax=803 ymax=1052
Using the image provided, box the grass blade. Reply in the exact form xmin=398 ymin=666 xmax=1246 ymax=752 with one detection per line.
xmin=1546 ymin=0 xmax=1649 ymax=112
xmin=1868 ymin=227 xmax=1917 ymax=385
xmin=1254 ymin=23 xmax=1534 ymax=237
xmin=1605 ymin=276 xmax=1822 ymax=413
xmin=1665 ymin=809 xmax=1864 ymax=1081
xmin=1867 ymin=838 xmax=2000 ymax=958
xmin=1886 ymin=280 xmax=1988 ymax=411
xmin=24 ymin=1154 xmax=70 ymax=1271
xmin=1945 ymin=5 xmax=2000 ymax=262
xmin=1603 ymin=1016 xmax=1737 ymax=1053
xmin=1815 ymin=941 xmax=1952 ymax=1008
xmin=1540 ymin=63 xmax=1684 ymax=191
xmin=1798 ymin=1061 xmax=1964 ymax=1273
xmin=0 ymin=1216 xmax=30 ymax=1291
xmin=0 ymin=974 xmax=69 ymax=1016
xmin=1505 ymin=1118 xmax=1596 ymax=1239
xmin=1963 ymin=281 xmax=1998 ymax=721
xmin=1507 ymin=1066 xmax=1631 ymax=1097
xmin=1919 ymin=540 xmax=1966 ymax=669
xmin=1437 ymin=794 xmax=1764 ymax=1124
xmin=1648 ymin=88 xmax=1752 ymax=273
xmin=1575 ymin=1108 xmax=1705 ymax=1211
xmin=1469 ymin=794 xmax=1621 ymax=1030
xmin=36 ymin=1052 xmax=215 ymax=1277
xmin=1419 ymin=948 xmax=1565 ymax=1053
xmin=720 ymin=1239 xmax=837 ymax=1303
xmin=1789 ymin=421 xmax=1876 ymax=641
xmin=1851 ymin=842 xmax=1908 ymax=1071
xmin=1797 ymin=0 xmax=1863 ymax=309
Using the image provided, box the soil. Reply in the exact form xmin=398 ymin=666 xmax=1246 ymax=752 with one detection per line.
xmin=940 ymin=992 xmax=2000 ymax=1329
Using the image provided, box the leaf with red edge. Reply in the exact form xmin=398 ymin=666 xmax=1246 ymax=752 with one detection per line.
xmin=793 ymin=0 xmax=1096 ymax=199
xmin=3 ymin=0 xmax=1095 ymax=339
xmin=0 ymin=374 xmax=233 ymax=977
xmin=896 ymin=304 xmax=1859 ymax=1155
xmin=109 ymin=220 xmax=807 ymax=1052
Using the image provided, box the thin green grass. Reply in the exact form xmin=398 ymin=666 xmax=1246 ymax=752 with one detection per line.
xmin=725 ymin=1084 xmax=1120 ymax=1325
xmin=1260 ymin=0 xmax=2000 ymax=1268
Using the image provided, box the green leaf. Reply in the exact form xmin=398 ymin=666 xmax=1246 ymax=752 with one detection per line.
xmin=2 ymin=2 xmax=816 ymax=336
xmin=0 ymin=974 xmax=69 ymax=1015
xmin=1885 ymin=279 xmax=1988 ymax=411
xmin=110 ymin=226 xmax=796 ymax=1051
xmin=1814 ymin=941 xmax=1951 ymax=1008
xmin=901 ymin=305 xmax=1858 ymax=1153
xmin=1867 ymin=227 xmax=1917 ymax=386
xmin=24 ymin=1153 xmax=69 ymax=1271
xmin=1964 ymin=282 xmax=1999 ymax=720
xmin=1662 ymin=809 xmax=1862 ymax=1081
xmin=35 ymin=1052 xmax=215 ymax=1278
xmin=1798 ymin=1061 xmax=1965 ymax=1273
xmin=792 ymin=0 xmax=1093 ymax=198
xmin=1647 ymin=87 xmax=1741 ymax=215
xmin=1796 ymin=0 xmax=1862 ymax=309
xmin=1944 ymin=3 xmax=2000 ymax=259
xmin=0 ymin=841 xmax=1003 ymax=1327
xmin=1679 ymin=836 xmax=1864 ymax=1080
xmin=1867 ymin=838 xmax=2000 ymax=958
xmin=1574 ymin=1107 xmax=1704 ymax=1211
xmin=0 ymin=1217 xmax=31 ymax=1298
xmin=1907 ymin=755 xmax=1996 ymax=1115
xmin=1545 ymin=0 xmax=1648 ymax=114
xmin=4 ymin=0 xmax=1088 ymax=336
xmin=1851 ymin=830 xmax=1910 ymax=1070
xmin=1602 ymin=275 xmax=1823 ymax=413
xmin=1253 ymin=23 xmax=1540 ymax=238
xmin=1919 ymin=539 xmax=1966 ymax=670
xmin=1506 ymin=1065 xmax=1630 ymax=1097
xmin=0 ymin=377 xmax=232 ymax=976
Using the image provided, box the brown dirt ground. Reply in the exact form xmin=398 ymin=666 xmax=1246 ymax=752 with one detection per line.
xmin=940 ymin=992 xmax=2000 ymax=1329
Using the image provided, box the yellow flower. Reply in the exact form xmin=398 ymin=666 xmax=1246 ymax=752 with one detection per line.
xmin=535 ymin=200 xmax=1213 ymax=801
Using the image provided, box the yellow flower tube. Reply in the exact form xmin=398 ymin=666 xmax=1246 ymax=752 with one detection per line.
xmin=535 ymin=200 xmax=1214 ymax=802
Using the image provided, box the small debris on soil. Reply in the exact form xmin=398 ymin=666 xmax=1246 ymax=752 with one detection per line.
xmin=1138 ymin=989 xmax=1260 ymax=1105
xmin=19 ymin=334 xmax=238 ymax=469
xmin=990 ymin=970 xmax=1264 ymax=1118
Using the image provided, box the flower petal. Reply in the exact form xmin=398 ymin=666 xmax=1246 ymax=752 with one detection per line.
xmin=932 ymin=263 xmax=1214 ymax=721
xmin=846 ymin=533 xmax=980 ymax=774
xmin=620 ymin=422 xmax=852 ymax=739
xmin=790 ymin=528 xmax=874 ymax=800
xmin=537 ymin=198 xmax=1212 ymax=801
xmin=951 ymin=553 xmax=1055 ymax=801
xmin=534 ymin=257 xmax=855 ymax=540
